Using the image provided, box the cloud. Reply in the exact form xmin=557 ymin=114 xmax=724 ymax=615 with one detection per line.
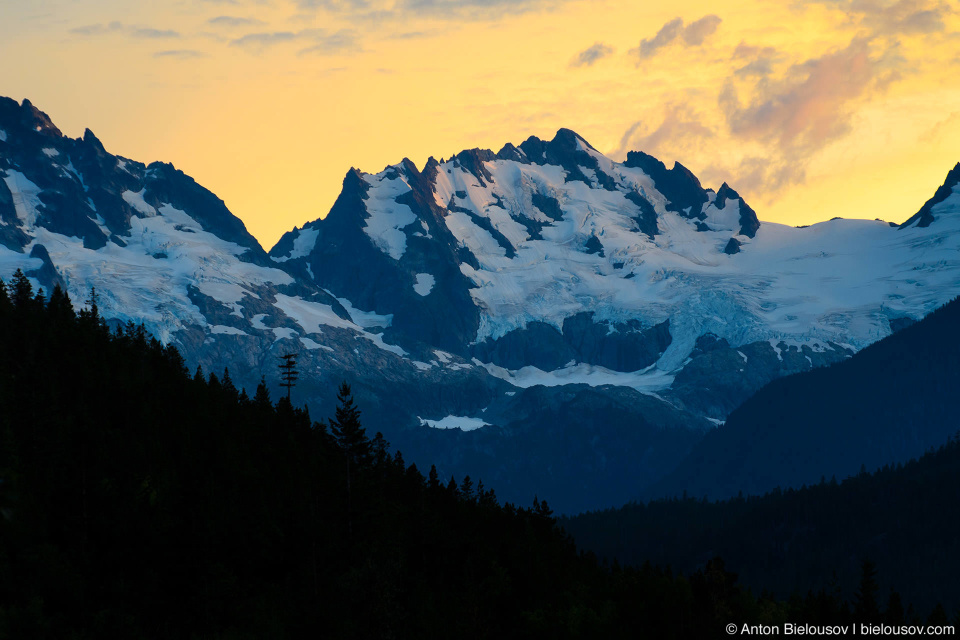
xmin=611 ymin=104 xmax=716 ymax=161
xmin=401 ymin=0 xmax=563 ymax=18
xmin=388 ymin=30 xmax=432 ymax=39
xmin=682 ymin=14 xmax=723 ymax=45
xmin=230 ymin=28 xmax=360 ymax=54
xmin=297 ymin=0 xmax=371 ymax=9
xmin=69 ymin=21 xmax=123 ymax=35
xmin=298 ymin=30 xmax=361 ymax=55
xmin=154 ymin=49 xmax=209 ymax=59
xmin=207 ymin=16 xmax=266 ymax=27
xmin=854 ymin=0 xmax=952 ymax=34
xmin=230 ymin=31 xmax=298 ymax=48
xmin=721 ymin=38 xmax=897 ymax=151
xmin=132 ymin=28 xmax=181 ymax=39
xmin=799 ymin=0 xmax=953 ymax=36
xmin=706 ymin=37 xmax=904 ymax=197
xmin=732 ymin=42 xmax=785 ymax=77
xmin=632 ymin=18 xmax=683 ymax=60
xmin=69 ymin=22 xmax=179 ymax=39
xmin=920 ymin=111 xmax=960 ymax=142
xmin=570 ymin=42 xmax=614 ymax=68
xmin=294 ymin=0 xmax=572 ymax=21
xmin=706 ymin=155 xmax=806 ymax=195
xmin=630 ymin=15 xmax=722 ymax=62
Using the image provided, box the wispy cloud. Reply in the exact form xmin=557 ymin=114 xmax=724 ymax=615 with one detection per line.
xmin=294 ymin=0 xmax=574 ymax=22
xmin=207 ymin=16 xmax=266 ymax=27
xmin=632 ymin=18 xmax=683 ymax=60
xmin=716 ymin=37 xmax=903 ymax=193
xmin=611 ymin=104 xmax=716 ymax=161
xmin=69 ymin=21 xmax=123 ymax=36
xmin=387 ymin=29 xmax=442 ymax=40
xmin=298 ymin=30 xmax=361 ymax=55
xmin=920 ymin=111 xmax=960 ymax=142
xmin=721 ymin=38 xmax=897 ymax=150
xmin=570 ymin=42 xmax=614 ymax=68
xmin=297 ymin=0 xmax=371 ymax=9
xmin=230 ymin=31 xmax=297 ymax=48
xmin=630 ymin=15 xmax=722 ymax=62
xmin=230 ymin=28 xmax=361 ymax=55
xmin=70 ymin=22 xmax=180 ymax=39
xmin=682 ymin=15 xmax=723 ymax=45
xmin=732 ymin=42 xmax=786 ymax=77
xmin=132 ymin=28 xmax=180 ymax=39
xmin=801 ymin=0 xmax=954 ymax=36
xmin=154 ymin=49 xmax=209 ymax=59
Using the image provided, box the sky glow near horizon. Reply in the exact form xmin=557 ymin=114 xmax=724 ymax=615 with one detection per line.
xmin=1 ymin=0 xmax=959 ymax=248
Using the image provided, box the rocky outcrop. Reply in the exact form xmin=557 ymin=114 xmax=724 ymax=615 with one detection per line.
xmin=623 ymin=151 xmax=708 ymax=219
xmin=899 ymin=163 xmax=960 ymax=229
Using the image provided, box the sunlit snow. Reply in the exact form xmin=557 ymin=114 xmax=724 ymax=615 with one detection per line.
xmin=419 ymin=415 xmax=490 ymax=431
xmin=413 ymin=273 xmax=435 ymax=296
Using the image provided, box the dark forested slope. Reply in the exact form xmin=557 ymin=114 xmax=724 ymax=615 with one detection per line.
xmin=566 ymin=437 xmax=960 ymax=615
xmin=0 ymin=271 xmax=818 ymax=639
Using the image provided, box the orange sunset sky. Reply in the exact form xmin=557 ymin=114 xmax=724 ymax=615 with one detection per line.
xmin=2 ymin=0 xmax=959 ymax=248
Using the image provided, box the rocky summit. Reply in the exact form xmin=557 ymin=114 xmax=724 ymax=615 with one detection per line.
xmin=3 ymin=96 xmax=960 ymax=512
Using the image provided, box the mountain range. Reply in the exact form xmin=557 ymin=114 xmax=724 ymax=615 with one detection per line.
xmin=2 ymin=96 xmax=959 ymax=512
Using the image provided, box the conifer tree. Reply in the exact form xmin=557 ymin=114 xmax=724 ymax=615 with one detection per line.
xmin=329 ymin=382 xmax=371 ymax=468
xmin=47 ymin=284 xmax=75 ymax=324
xmin=85 ymin=285 xmax=99 ymax=318
xmin=855 ymin=559 xmax=881 ymax=620
xmin=0 ymin=279 xmax=11 ymax=316
xmin=885 ymin=591 xmax=905 ymax=625
xmin=221 ymin=367 xmax=237 ymax=398
xmin=460 ymin=475 xmax=474 ymax=501
xmin=10 ymin=269 xmax=32 ymax=308
xmin=372 ymin=432 xmax=389 ymax=467
xmin=329 ymin=382 xmax=371 ymax=536
xmin=254 ymin=377 xmax=271 ymax=409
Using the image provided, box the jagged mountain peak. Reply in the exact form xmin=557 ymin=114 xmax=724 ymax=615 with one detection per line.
xmin=623 ymin=150 xmax=707 ymax=218
xmin=550 ymin=127 xmax=595 ymax=150
xmin=899 ymin=162 xmax=960 ymax=229
xmin=81 ymin=128 xmax=107 ymax=154
xmin=0 ymin=98 xmax=63 ymax=139
xmin=713 ymin=181 xmax=760 ymax=238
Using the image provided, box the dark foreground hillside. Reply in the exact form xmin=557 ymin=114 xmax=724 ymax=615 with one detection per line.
xmin=0 ymin=270 xmax=945 ymax=638
xmin=566 ymin=435 xmax=960 ymax=616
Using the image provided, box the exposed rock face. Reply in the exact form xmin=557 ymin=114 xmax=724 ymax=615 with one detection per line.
xmin=899 ymin=162 xmax=960 ymax=229
xmin=715 ymin=182 xmax=760 ymax=238
xmin=623 ymin=151 xmax=708 ymax=219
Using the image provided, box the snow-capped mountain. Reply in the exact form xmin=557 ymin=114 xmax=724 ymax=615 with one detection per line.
xmin=274 ymin=128 xmax=960 ymax=418
xmin=3 ymin=96 xmax=960 ymax=512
